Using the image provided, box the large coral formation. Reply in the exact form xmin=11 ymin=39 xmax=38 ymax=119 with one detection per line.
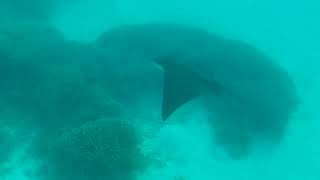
xmin=0 ymin=21 xmax=146 ymax=179
xmin=0 ymin=0 xmax=63 ymax=22
xmin=0 ymin=20 xmax=66 ymax=97
xmin=40 ymin=118 xmax=146 ymax=180
xmin=0 ymin=21 xmax=124 ymax=133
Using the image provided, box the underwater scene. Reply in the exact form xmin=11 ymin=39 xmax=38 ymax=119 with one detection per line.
xmin=0 ymin=0 xmax=319 ymax=179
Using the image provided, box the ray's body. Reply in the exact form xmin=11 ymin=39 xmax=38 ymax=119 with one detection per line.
xmin=96 ymin=23 xmax=299 ymax=158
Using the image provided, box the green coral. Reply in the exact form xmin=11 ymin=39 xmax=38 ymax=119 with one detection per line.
xmin=0 ymin=20 xmax=65 ymax=99
xmin=42 ymin=118 xmax=147 ymax=180
xmin=0 ymin=0 xmax=63 ymax=22
xmin=0 ymin=21 xmax=146 ymax=179
xmin=0 ymin=21 xmax=123 ymax=132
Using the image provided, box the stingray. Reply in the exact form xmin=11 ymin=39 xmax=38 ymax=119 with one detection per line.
xmin=96 ymin=23 xmax=299 ymax=158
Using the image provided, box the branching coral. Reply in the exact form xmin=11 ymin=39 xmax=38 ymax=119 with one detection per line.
xmin=42 ymin=118 xmax=147 ymax=180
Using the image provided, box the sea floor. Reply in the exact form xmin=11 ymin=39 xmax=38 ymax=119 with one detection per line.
xmin=2 ymin=88 xmax=319 ymax=180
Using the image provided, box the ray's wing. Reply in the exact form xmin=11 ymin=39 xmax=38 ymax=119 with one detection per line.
xmin=153 ymin=54 xmax=215 ymax=120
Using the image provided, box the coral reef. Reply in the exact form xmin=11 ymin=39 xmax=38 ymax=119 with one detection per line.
xmin=0 ymin=0 xmax=62 ymax=22
xmin=0 ymin=19 xmax=142 ymax=179
xmin=0 ymin=21 xmax=124 ymax=133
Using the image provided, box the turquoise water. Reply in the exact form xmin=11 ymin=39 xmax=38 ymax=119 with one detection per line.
xmin=0 ymin=0 xmax=319 ymax=179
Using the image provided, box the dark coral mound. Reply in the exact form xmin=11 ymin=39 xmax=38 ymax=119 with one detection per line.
xmin=0 ymin=0 xmax=62 ymax=22
xmin=0 ymin=21 xmax=124 ymax=133
xmin=0 ymin=17 xmax=149 ymax=179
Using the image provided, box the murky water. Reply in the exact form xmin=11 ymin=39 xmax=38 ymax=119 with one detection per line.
xmin=0 ymin=0 xmax=319 ymax=179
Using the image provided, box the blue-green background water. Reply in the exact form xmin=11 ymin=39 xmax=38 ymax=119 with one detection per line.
xmin=0 ymin=0 xmax=319 ymax=179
